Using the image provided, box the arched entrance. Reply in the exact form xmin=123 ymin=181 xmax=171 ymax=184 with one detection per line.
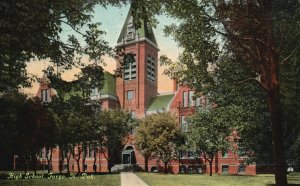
xmin=122 ymin=146 xmax=136 ymax=165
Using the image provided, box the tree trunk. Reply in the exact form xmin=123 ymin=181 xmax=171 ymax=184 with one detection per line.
xmin=76 ymin=159 xmax=80 ymax=173
xmin=59 ymin=147 xmax=64 ymax=174
xmin=66 ymin=153 xmax=71 ymax=174
xmin=71 ymin=145 xmax=82 ymax=173
xmin=46 ymin=147 xmax=53 ymax=174
xmin=215 ymin=153 xmax=218 ymax=174
xmin=33 ymin=153 xmax=37 ymax=175
xmin=144 ymin=156 xmax=149 ymax=172
xmin=209 ymin=160 xmax=213 ymax=176
xmin=164 ymin=162 xmax=168 ymax=174
xmin=268 ymin=81 xmax=287 ymax=186
xmin=93 ymin=149 xmax=97 ymax=173
xmin=24 ymin=155 xmax=28 ymax=174
xmin=266 ymin=2 xmax=287 ymax=185
xmin=108 ymin=161 xmax=112 ymax=173
xmin=82 ymin=144 xmax=87 ymax=173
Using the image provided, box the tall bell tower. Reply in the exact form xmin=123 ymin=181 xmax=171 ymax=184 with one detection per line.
xmin=116 ymin=5 xmax=159 ymax=118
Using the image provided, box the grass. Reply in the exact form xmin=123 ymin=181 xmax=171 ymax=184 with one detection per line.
xmin=136 ymin=172 xmax=300 ymax=186
xmin=0 ymin=172 xmax=120 ymax=186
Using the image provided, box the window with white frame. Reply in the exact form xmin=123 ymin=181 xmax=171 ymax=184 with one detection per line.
xmin=124 ymin=54 xmax=136 ymax=80
xmin=195 ymin=97 xmax=201 ymax=107
xmin=38 ymin=148 xmax=45 ymax=159
xmin=188 ymin=90 xmax=194 ymax=106
xmin=147 ymin=55 xmax=156 ymax=82
xmin=126 ymin=16 xmax=135 ymax=41
xmin=131 ymin=111 xmax=136 ymax=118
xmin=91 ymin=88 xmax=98 ymax=96
xmin=222 ymin=151 xmax=228 ymax=158
xmin=127 ymin=90 xmax=134 ymax=101
xmin=182 ymin=91 xmax=188 ymax=107
xmin=180 ymin=115 xmax=188 ymax=132
xmin=41 ymin=89 xmax=48 ymax=102
xmin=179 ymin=150 xmax=188 ymax=159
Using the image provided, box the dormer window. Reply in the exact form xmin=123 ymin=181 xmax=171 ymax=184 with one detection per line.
xmin=126 ymin=16 xmax=135 ymax=41
xmin=41 ymin=89 xmax=48 ymax=102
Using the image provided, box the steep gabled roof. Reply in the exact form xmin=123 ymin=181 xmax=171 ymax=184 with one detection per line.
xmin=100 ymin=71 xmax=116 ymax=96
xmin=147 ymin=93 xmax=175 ymax=111
xmin=62 ymin=71 xmax=116 ymax=100
xmin=117 ymin=5 xmax=158 ymax=48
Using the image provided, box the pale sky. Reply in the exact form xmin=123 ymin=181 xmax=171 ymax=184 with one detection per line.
xmin=23 ymin=4 xmax=182 ymax=95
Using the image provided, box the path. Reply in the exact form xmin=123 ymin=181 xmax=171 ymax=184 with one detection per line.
xmin=121 ymin=172 xmax=148 ymax=186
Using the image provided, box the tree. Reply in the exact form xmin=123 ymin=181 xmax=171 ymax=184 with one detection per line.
xmin=0 ymin=92 xmax=27 ymax=170
xmin=131 ymin=1 xmax=300 ymax=184
xmin=16 ymin=97 xmax=54 ymax=174
xmin=209 ymin=54 xmax=273 ymax=165
xmin=98 ymin=110 xmax=135 ymax=173
xmin=0 ymin=0 xmax=129 ymax=92
xmin=281 ymin=48 xmax=300 ymax=170
xmin=135 ymin=112 xmax=181 ymax=174
xmin=187 ymin=107 xmax=237 ymax=176
xmin=135 ymin=119 xmax=153 ymax=172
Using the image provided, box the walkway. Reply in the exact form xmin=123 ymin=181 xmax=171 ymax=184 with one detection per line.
xmin=121 ymin=172 xmax=148 ymax=186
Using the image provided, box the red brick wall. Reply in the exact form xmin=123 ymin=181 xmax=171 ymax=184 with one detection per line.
xmin=166 ymin=85 xmax=256 ymax=175
xmin=39 ymin=146 xmax=109 ymax=173
xmin=101 ymin=98 xmax=119 ymax=110
xmin=116 ymin=41 xmax=158 ymax=118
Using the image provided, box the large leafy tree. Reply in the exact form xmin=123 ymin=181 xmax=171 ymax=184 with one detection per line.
xmin=134 ymin=120 xmax=152 ymax=172
xmin=209 ymin=54 xmax=273 ymax=165
xmin=130 ymin=1 xmax=299 ymax=185
xmin=135 ymin=112 xmax=181 ymax=174
xmin=281 ymin=49 xmax=300 ymax=170
xmin=46 ymin=63 xmax=105 ymax=173
xmin=98 ymin=110 xmax=135 ymax=173
xmin=0 ymin=92 xmax=27 ymax=170
xmin=0 ymin=0 xmax=126 ymax=92
xmin=0 ymin=95 xmax=55 ymax=173
xmin=187 ymin=107 xmax=237 ymax=176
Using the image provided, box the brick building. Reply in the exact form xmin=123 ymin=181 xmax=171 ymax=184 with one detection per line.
xmin=33 ymin=5 xmax=256 ymax=175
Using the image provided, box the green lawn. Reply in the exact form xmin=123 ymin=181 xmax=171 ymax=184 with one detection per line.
xmin=0 ymin=172 xmax=120 ymax=186
xmin=136 ymin=172 xmax=300 ymax=186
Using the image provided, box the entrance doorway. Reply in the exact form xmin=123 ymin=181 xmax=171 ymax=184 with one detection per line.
xmin=122 ymin=146 xmax=136 ymax=165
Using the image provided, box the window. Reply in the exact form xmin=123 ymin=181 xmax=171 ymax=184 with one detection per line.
xmin=222 ymin=152 xmax=228 ymax=158
xmin=179 ymin=150 xmax=188 ymax=159
xmin=131 ymin=111 xmax=136 ymax=118
xmin=222 ymin=165 xmax=229 ymax=174
xmin=182 ymin=91 xmax=188 ymax=107
xmin=88 ymin=144 xmax=93 ymax=158
xmin=91 ymin=88 xmax=98 ymax=96
xmin=238 ymin=165 xmax=245 ymax=174
xmin=195 ymin=97 xmax=201 ymax=107
xmin=126 ymin=16 xmax=135 ymax=41
xmin=124 ymin=54 xmax=136 ymax=80
xmin=38 ymin=148 xmax=45 ymax=159
xmin=180 ymin=115 xmax=187 ymax=132
xmin=180 ymin=150 xmax=198 ymax=159
xmin=188 ymin=151 xmax=198 ymax=159
xmin=41 ymin=89 xmax=48 ymax=102
xmin=147 ymin=55 xmax=156 ymax=82
xmin=127 ymin=90 xmax=134 ymax=100
xmin=188 ymin=90 xmax=194 ymax=106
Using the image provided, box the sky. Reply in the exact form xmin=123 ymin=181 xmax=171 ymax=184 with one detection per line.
xmin=23 ymin=4 xmax=182 ymax=95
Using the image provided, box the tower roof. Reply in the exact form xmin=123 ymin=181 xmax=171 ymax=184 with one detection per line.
xmin=117 ymin=5 xmax=158 ymax=49
xmin=100 ymin=71 xmax=116 ymax=96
